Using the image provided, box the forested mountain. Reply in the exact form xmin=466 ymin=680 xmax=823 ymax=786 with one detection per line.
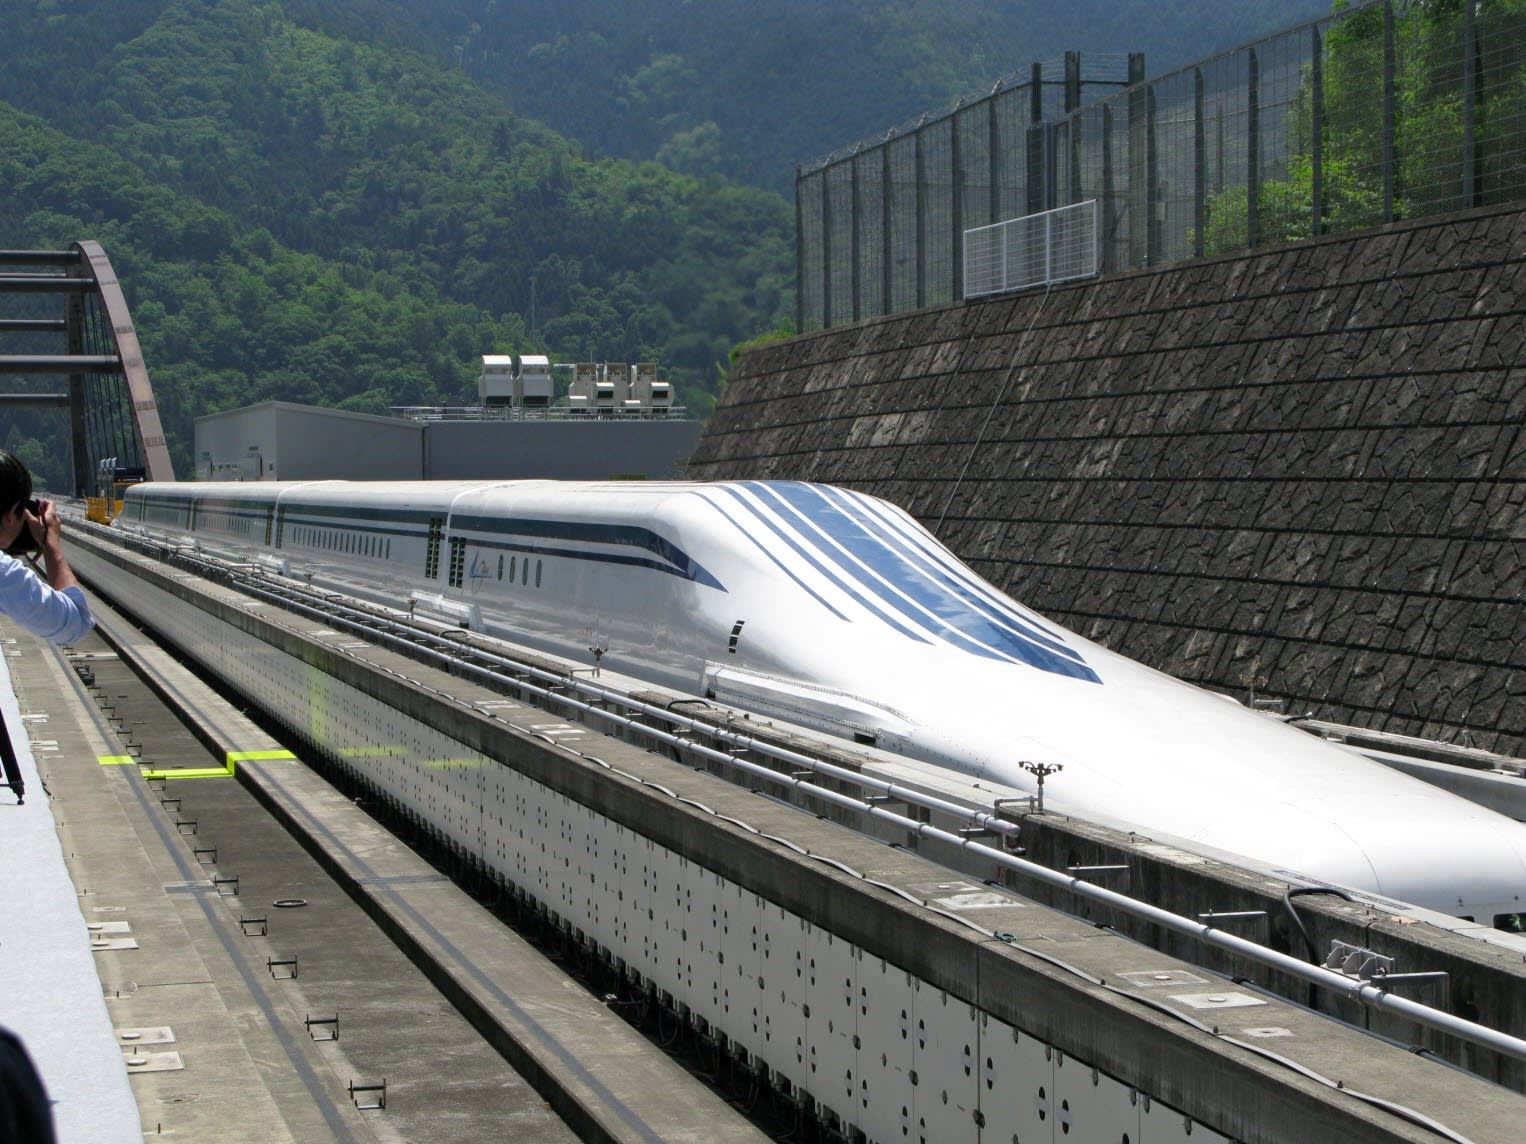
xmin=272 ymin=1 xmax=1332 ymax=193
xmin=1 ymin=0 xmax=792 ymax=484
xmin=1 ymin=0 xmax=1330 ymax=486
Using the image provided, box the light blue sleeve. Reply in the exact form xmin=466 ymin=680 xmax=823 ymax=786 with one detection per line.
xmin=0 ymin=555 xmax=95 ymax=644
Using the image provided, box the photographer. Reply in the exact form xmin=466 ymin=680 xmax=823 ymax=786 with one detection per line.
xmin=0 ymin=451 xmax=93 ymax=646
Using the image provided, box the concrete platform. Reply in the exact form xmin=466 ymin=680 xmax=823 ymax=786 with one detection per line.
xmin=0 ymin=645 xmax=138 ymax=1142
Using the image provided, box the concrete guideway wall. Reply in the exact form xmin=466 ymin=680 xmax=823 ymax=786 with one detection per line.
xmin=690 ymin=205 xmax=1526 ymax=757
xmin=63 ymin=530 xmax=1526 ymax=1143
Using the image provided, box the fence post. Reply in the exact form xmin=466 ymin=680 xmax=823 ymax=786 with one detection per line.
xmin=1463 ymin=0 xmax=1477 ymax=207
xmin=1103 ymin=102 xmax=1118 ymax=272
xmin=1248 ymin=47 xmax=1260 ymax=249
xmin=952 ymin=108 xmax=965 ymax=301
xmin=1066 ymin=52 xmax=1083 ymax=205
xmin=881 ymin=147 xmax=893 ymax=316
xmin=1128 ymin=57 xmax=1148 ymax=266
xmin=821 ymin=165 xmax=833 ymax=328
xmin=988 ymin=95 xmax=1003 ymax=223
xmin=1147 ymin=83 xmax=1161 ymax=264
xmin=1383 ymin=0 xmax=1395 ymax=222
xmin=1312 ymin=27 xmax=1324 ymax=237
xmin=1027 ymin=62 xmax=1046 ymax=216
xmin=1194 ymin=67 xmax=1206 ymax=257
xmin=851 ymin=154 xmax=863 ymax=322
xmin=794 ymin=166 xmax=805 ymax=333
xmin=914 ymin=125 xmax=927 ymax=309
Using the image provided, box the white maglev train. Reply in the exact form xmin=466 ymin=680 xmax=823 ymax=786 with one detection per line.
xmin=121 ymin=478 xmax=1526 ymax=927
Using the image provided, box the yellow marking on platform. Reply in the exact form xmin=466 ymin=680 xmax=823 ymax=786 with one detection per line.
xmin=143 ymin=749 xmax=296 ymax=781
xmin=340 ymin=746 xmax=406 ymax=758
xmin=141 ymin=766 xmax=236 ymax=780
xmin=227 ymin=750 xmax=297 ymax=764
xmin=97 ymin=755 xmax=135 ymax=766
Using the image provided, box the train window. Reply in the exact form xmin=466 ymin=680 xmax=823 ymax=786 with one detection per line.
xmin=425 ymin=518 xmax=443 ymax=578
xmin=385 ymin=538 xmax=391 ymax=559
xmin=535 ymin=559 xmax=542 ymax=588
xmin=510 ymin=557 xmax=517 ymax=582
xmin=521 ymin=558 xmax=528 ymax=586
xmin=497 ymin=554 xmax=504 ymax=581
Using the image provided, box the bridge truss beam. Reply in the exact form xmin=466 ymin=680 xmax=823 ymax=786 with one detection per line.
xmin=0 ymin=243 xmax=175 ymax=492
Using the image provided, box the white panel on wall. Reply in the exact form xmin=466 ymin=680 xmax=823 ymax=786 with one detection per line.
xmin=686 ymin=866 xmax=723 ymax=1028
xmin=804 ymin=924 xmax=859 ymax=1127
xmin=853 ymin=956 xmax=915 ymax=1144
xmin=979 ymin=1015 xmax=1054 ymax=1144
xmin=910 ymin=979 xmax=979 ymax=1144
xmin=627 ymin=836 xmax=658 ymax=981
xmin=1139 ymin=1095 xmax=1233 ymax=1144
xmin=719 ymin=882 xmax=762 ymax=1058
xmin=757 ymin=902 xmax=807 ymax=1091
xmin=1053 ymin=1052 xmax=1140 ymax=1143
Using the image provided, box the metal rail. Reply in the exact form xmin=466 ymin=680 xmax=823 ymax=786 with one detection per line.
xmin=94 ymin=524 xmax=1526 ymax=1067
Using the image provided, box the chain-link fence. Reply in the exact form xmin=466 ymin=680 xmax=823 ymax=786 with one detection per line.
xmin=796 ymin=1 xmax=1526 ymax=332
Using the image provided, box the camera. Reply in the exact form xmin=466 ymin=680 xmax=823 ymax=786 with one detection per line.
xmin=4 ymin=499 xmax=42 ymax=558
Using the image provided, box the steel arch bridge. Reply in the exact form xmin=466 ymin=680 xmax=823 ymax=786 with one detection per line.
xmin=0 ymin=241 xmax=174 ymax=493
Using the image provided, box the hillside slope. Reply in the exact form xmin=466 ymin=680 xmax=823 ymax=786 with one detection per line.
xmin=0 ymin=0 xmax=794 ymax=483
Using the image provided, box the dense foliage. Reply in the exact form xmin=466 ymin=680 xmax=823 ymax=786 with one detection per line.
xmin=1 ymin=0 xmax=793 ymax=482
xmin=275 ymin=1 xmax=1332 ymax=194
xmin=1203 ymin=0 xmax=1526 ymax=252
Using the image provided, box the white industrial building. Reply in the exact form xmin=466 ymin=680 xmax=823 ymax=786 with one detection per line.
xmin=195 ymin=397 xmax=700 ymax=483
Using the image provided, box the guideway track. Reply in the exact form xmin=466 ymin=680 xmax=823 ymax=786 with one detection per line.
xmin=64 ymin=587 xmax=767 ymax=1143
xmin=64 ymin=523 xmax=1526 ymax=1143
xmin=95 ymin=522 xmax=1526 ymax=1071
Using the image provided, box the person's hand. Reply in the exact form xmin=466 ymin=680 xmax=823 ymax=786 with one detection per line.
xmin=23 ymin=499 xmax=61 ymax=554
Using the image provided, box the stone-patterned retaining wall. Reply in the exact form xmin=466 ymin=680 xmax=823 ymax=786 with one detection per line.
xmin=689 ymin=205 xmax=1526 ymax=756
